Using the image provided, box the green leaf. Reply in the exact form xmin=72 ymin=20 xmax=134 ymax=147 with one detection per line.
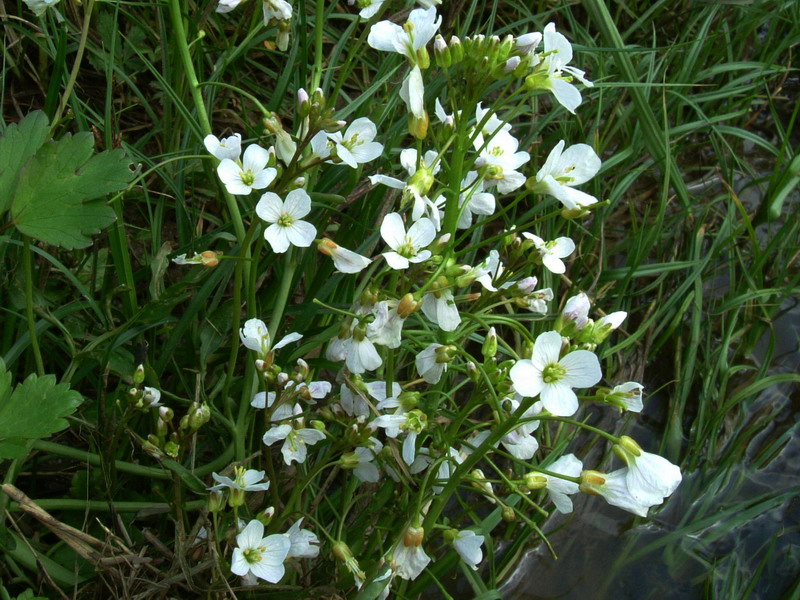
xmin=0 ymin=359 xmax=83 ymax=443
xmin=0 ymin=111 xmax=50 ymax=214
xmin=11 ymin=132 xmax=135 ymax=249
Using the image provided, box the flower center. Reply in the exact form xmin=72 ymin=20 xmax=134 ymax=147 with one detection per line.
xmin=243 ymin=547 xmax=264 ymax=564
xmin=240 ymin=169 xmax=255 ymax=186
xmin=278 ymin=212 xmax=295 ymax=227
xmin=397 ymin=238 xmax=417 ymax=258
xmin=233 ymin=466 xmax=247 ymax=488
xmin=542 ymin=362 xmax=567 ymax=383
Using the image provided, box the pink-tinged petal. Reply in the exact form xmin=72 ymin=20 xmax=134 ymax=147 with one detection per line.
xmin=540 ymin=383 xmax=578 ymax=416
xmin=560 ymin=350 xmax=602 ymax=388
xmin=264 ymin=224 xmax=290 ymax=253
xmin=255 ymin=192 xmax=284 ymax=223
xmin=380 ymin=213 xmax=406 ymax=250
xmin=509 ymin=360 xmax=544 ymax=397
xmin=242 ymin=144 xmax=269 ymax=171
xmin=286 ymin=220 xmax=317 ymax=247
xmin=531 ymin=331 xmax=563 ymax=368
xmin=251 ymin=167 xmax=277 ymax=189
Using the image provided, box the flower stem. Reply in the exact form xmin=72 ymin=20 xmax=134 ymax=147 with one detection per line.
xmin=22 ymin=236 xmax=44 ymax=376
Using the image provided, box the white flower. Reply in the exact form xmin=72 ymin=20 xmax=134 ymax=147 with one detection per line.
xmin=561 ymin=292 xmax=591 ymax=330
xmin=500 ymin=398 xmax=542 ymax=460
xmin=615 ymin=436 xmax=682 ymax=506
xmin=284 ymin=518 xmax=320 ymax=559
xmin=607 ymin=382 xmax=644 ymax=412
xmin=521 ymin=232 xmax=575 ymax=274
xmin=421 ymin=290 xmax=461 ymax=331
xmin=231 ymin=520 xmax=291 ymax=583
xmin=434 ymin=98 xmax=455 ymax=127
xmin=415 ymin=343 xmax=448 ymax=384
xmin=239 ymin=318 xmax=302 ymax=359
xmin=312 ymin=117 xmax=384 ymax=168
xmin=367 ymin=7 xmax=441 ymax=62
xmin=472 ymin=103 xmax=512 ymax=148
xmin=526 ymin=23 xmax=593 ymax=113
xmin=533 ymin=140 xmax=601 ymax=210
xmin=353 ymin=0 xmax=385 ymax=20
xmin=380 ymin=213 xmax=436 ymax=269
xmin=262 ymin=404 xmax=326 ymax=465
xmin=263 ymin=0 xmax=292 ymax=22
xmin=256 ymin=189 xmax=317 ymax=253
xmin=208 ymin=467 xmax=271 ymax=493
xmin=369 ymin=149 xmax=440 ymax=222
xmin=343 ymin=328 xmax=383 ymax=373
xmin=475 ymin=129 xmax=529 ymax=194
xmin=580 ymin=469 xmax=655 ymax=517
xmin=452 ymin=530 xmax=484 ymax=570
xmin=317 ymin=238 xmax=371 ymax=273
xmin=390 ymin=526 xmax=430 ymax=580
xmin=142 ymin=387 xmax=162 ymax=407
xmin=216 ymin=0 xmax=242 ymax=12
xmin=516 ymin=32 xmax=542 ymax=56
xmin=367 ymin=8 xmax=441 ymax=117
xmin=367 ymin=301 xmax=405 ymax=348
xmin=217 ymin=144 xmax=277 ymax=196
xmin=23 ymin=0 xmax=59 ymax=16
xmin=457 ymin=171 xmax=495 ymax=229
xmin=349 ymin=437 xmax=384 ymax=483
xmin=509 ymin=330 xmax=602 ymax=416
xmin=204 ymin=133 xmax=242 ymax=160
xmin=542 ymin=454 xmax=582 ymax=513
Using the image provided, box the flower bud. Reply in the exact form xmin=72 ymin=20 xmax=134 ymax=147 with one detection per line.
xmin=200 ymin=250 xmax=221 ymax=267
xmin=159 ymin=406 xmax=173 ymax=422
xmin=398 ymin=391 xmax=420 ymax=411
xmin=188 ymin=402 xmax=211 ymax=431
xmin=482 ymin=327 xmax=498 ymax=359
xmin=408 ymin=110 xmax=429 ymax=140
xmin=466 ymin=361 xmax=479 ymax=381
xmin=449 ymin=35 xmax=464 ymax=63
xmin=397 ymin=293 xmax=419 ymax=318
xmin=208 ymin=489 xmax=226 ymax=513
xmin=257 ymin=506 xmax=275 ymax=525
xmin=579 ymin=470 xmax=607 ymax=495
xmin=434 ymin=345 xmax=458 ymax=364
xmin=297 ymin=88 xmax=310 ymax=117
xmin=133 ymin=364 xmax=145 ymax=385
xmin=339 ymin=451 xmax=361 ymax=470
xmin=164 ymin=440 xmax=180 ymax=458
xmin=614 ymin=435 xmax=643 ymax=464
xmin=502 ymin=505 xmax=515 ymax=522
xmin=403 ymin=525 xmax=424 ymax=547
xmin=416 ymin=46 xmax=430 ymax=69
xmin=524 ymin=472 xmax=547 ymax=490
xmin=434 ymin=35 xmax=451 ymax=67
xmin=311 ymin=420 xmax=326 ymax=433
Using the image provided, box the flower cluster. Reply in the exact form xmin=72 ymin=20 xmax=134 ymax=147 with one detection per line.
xmin=170 ymin=6 xmax=683 ymax=596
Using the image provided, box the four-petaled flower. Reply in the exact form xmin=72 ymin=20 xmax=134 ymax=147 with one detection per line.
xmin=217 ymin=144 xmax=277 ymax=195
xmin=380 ymin=213 xmax=436 ymax=269
xmin=256 ymin=189 xmax=317 ymax=253
xmin=509 ymin=330 xmax=602 ymax=416
xmin=231 ymin=519 xmax=291 ymax=583
xmin=531 ymin=140 xmax=601 ymax=210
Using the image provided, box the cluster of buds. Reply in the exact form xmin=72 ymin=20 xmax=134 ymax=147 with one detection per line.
xmin=297 ymin=88 xmax=346 ymax=136
xmin=555 ymin=293 xmax=627 ymax=349
xmin=434 ymin=33 xmax=522 ymax=80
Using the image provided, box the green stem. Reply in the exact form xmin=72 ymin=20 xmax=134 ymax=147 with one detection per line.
xmin=51 ymin=0 xmax=95 ymax=129
xmin=268 ymin=247 xmax=298 ymax=339
xmin=167 ymin=0 xmax=247 ymax=244
xmin=311 ymin=0 xmax=325 ymax=91
xmin=23 ymin=236 xmax=44 ymax=376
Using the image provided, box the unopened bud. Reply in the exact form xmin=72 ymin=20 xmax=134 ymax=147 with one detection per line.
xmin=257 ymin=506 xmax=275 ymax=525
xmin=208 ymin=489 xmax=226 ymax=513
xmin=133 ymin=364 xmax=145 ymax=385
xmin=434 ymin=35 xmax=451 ymax=67
xmin=200 ymin=250 xmax=220 ymax=267
xmin=449 ymin=35 xmax=464 ymax=63
xmin=524 ymin=472 xmax=547 ymax=490
xmin=408 ymin=110 xmax=429 ymax=140
xmin=403 ymin=526 xmax=424 ymax=547
xmin=579 ymin=470 xmax=607 ymax=495
xmin=502 ymin=505 xmax=515 ymax=522
xmin=482 ymin=327 xmax=497 ymax=359
xmin=397 ymin=293 xmax=419 ymax=318
xmin=188 ymin=402 xmax=211 ymax=430
xmin=297 ymin=88 xmax=310 ymax=117
xmin=466 ymin=361 xmax=479 ymax=381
